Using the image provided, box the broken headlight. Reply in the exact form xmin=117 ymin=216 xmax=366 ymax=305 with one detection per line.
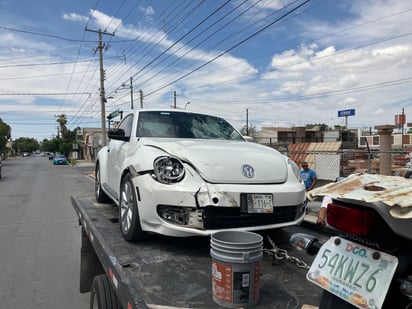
xmin=153 ymin=156 xmax=185 ymax=184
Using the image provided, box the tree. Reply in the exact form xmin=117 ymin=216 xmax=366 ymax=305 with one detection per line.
xmin=13 ymin=137 xmax=39 ymax=153
xmin=0 ymin=118 xmax=11 ymax=152
xmin=306 ymin=123 xmax=329 ymax=131
xmin=240 ymin=124 xmax=257 ymax=136
xmin=59 ymin=141 xmax=73 ymax=157
xmin=56 ymin=114 xmax=68 ymax=139
xmin=41 ymin=138 xmax=61 ymax=153
xmin=40 ymin=127 xmax=78 ymax=157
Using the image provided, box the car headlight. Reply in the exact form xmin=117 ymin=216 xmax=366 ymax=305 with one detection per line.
xmin=289 ymin=158 xmax=302 ymax=182
xmin=153 ymin=156 xmax=185 ymax=184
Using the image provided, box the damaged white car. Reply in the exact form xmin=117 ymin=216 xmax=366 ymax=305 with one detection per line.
xmin=95 ymin=109 xmax=306 ymax=241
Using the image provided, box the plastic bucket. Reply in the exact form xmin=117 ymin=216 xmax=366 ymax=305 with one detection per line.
xmin=210 ymin=231 xmax=263 ymax=308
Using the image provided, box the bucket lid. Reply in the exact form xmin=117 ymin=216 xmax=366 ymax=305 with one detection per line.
xmin=210 ymin=231 xmax=263 ymax=263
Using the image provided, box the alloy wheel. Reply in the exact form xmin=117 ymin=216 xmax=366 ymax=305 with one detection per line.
xmin=120 ymin=181 xmax=134 ymax=233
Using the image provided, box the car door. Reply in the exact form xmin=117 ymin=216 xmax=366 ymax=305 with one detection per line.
xmin=107 ymin=114 xmax=134 ymax=199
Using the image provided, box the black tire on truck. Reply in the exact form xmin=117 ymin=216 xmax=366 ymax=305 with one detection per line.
xmin=95 ymin=163 xmax=111 ymax=203
xmin=90 ymin=274 xmax=122 ymax=309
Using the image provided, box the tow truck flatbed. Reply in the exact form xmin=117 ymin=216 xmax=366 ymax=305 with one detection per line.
xmin=71 ymin=195 xmax=321 ymax=309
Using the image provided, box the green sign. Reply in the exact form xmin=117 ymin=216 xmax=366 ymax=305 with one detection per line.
xmin=107 ymin=110 xmax=121 ymax=120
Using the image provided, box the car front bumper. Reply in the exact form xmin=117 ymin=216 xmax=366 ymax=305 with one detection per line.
xmin=132 ymin=173 xmax=306 ymax=237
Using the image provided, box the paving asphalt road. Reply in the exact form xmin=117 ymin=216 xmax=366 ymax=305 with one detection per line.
xmin=0 ymin=156 xmax=92 ymax=308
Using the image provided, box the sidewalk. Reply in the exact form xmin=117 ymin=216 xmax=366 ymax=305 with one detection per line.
xmin=73 ymin=160 xmax=95 ymax=167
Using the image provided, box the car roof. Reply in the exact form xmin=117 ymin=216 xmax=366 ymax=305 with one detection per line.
xmin=127 ymin=108 xmax=222 ymax=118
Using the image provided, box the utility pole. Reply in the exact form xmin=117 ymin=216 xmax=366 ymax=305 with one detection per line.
xmin=121 ymin=77 xmax=134 ymax=110
xmin=86 ymin=28 xmax=114 ymax=146
xmin=173 ymin=91 xmax=177 ymax=108
xmin=139 ymin=90 xmax=144 ymax=108
xmin=129 ymin=77 xmax=134 ymax=110
xmin=246 ymin=109 xmax=249 ymax=136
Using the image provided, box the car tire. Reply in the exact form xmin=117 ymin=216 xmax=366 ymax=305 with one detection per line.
xmin=405 ymin=170 xmax=412 ymax=179
xmin=119 ymin=173 xmax=149 ymax=242
xmin=89 ymin=274 xmax=122 ymax=309
xmin=95 ymin=164 xmax=111 ymax=203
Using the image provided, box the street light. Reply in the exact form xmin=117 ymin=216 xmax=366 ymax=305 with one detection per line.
xmin=104 ymin=96 xmax=114 ymax=102
xmin=185 ymin=101 xmax=191 ymax=109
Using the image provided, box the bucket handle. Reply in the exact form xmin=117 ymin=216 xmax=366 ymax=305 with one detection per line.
xmin=242 ymin=252 xmax=250 ymax=263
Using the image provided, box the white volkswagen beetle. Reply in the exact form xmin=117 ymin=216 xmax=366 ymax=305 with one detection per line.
xmin=95 ymin=109 xmax=306 ymax=241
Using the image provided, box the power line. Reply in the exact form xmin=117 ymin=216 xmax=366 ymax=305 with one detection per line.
xmin=0 ymin=92 xmax=92 ymax=96
xmin=106 ymin=0 xmax=209 ymax=95
xmin=144 ymin=0 xmax=310 ymax=97
xmin=0 ymin=25 xmax=93 ymax=42
xmin=134 ymin=0 xmax=255 ymax=90
xmin=185 ymin=76 xmax=412 ymax=104
xmin=0 ymin=58 xmax=101 ymax=69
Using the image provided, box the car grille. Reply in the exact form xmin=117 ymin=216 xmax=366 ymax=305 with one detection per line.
xmin=202 ymin=203 xmax=306 ymax=229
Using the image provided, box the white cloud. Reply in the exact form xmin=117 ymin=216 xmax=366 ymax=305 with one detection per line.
xmin=62 ymin=13 xmax=88 ymax=23
xmin=373 ymin=108 xmax=385 ymax=115
xmin=140 ymin=6 xmax=154 ymax=16
xmin=90 ymin=9 xmax=122 ymax=33
xmin=254 ymin=0 xmax=292 ymax=11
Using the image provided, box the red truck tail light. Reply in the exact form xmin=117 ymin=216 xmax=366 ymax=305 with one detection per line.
xmin=327 ymin=203 xmax=382 ymax=236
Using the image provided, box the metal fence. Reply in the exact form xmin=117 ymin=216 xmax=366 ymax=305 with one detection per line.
xmin=277 ymin=146 xmax=411 ymax=178
xmin=336 ymin=149 xmax=411 ymax=177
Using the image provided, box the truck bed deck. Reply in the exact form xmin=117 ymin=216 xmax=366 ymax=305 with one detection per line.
xmin=72 ymin=196 xmax=321 ymax=309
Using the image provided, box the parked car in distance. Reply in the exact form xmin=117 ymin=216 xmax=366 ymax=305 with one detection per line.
xmin=53 ymin=154 xmax=68 ymax=165
xmin=0 ymin=156 xmax=2 ymax=178
xmin=95 ymin=109 xmax=306 ymax=242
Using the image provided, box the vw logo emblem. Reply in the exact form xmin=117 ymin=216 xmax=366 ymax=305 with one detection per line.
xmin=242 ymin=164 xmax=255 ymax=178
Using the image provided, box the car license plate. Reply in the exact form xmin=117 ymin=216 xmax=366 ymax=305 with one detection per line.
xmin=245 ymin=193 xmax=273 ymax=213
xmin=307 ymin=236 xmax=398 ymax=309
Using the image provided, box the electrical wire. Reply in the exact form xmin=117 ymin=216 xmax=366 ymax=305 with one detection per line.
xmin=144 ymin=0 xmax=310 ymax=97
xmin=1 ymin=0 xmax=411 ymax=136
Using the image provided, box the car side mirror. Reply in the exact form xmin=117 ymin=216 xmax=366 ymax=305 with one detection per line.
xmin=108 ymin=128 xmax=130 ymax=141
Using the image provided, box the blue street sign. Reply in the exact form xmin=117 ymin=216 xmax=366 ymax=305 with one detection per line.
xmin=338 ymin=109 xmax=355 ymax=117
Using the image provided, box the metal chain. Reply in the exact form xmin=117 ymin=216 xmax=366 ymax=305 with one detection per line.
xmin=264 ymin=236 xmax=310 ymax=269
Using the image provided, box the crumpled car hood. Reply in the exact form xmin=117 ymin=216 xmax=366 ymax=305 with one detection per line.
xmin=307 ymin=173 xmax=412 ymax=219
xmin=142 ymin=139 xmax=288 ymax=184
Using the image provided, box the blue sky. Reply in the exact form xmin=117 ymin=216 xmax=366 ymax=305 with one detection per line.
xmin=0 ymin=0 xmax=411 ymax=141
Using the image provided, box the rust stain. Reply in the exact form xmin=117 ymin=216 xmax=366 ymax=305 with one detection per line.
xmin=307 ymin=173 xmax=412 ymax=208
xmin=364 ymin=184 xmax=386 ymax=191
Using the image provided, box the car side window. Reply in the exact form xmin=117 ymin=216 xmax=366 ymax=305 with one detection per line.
xmin=118 ymin=114 xmax=134 ymax=137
